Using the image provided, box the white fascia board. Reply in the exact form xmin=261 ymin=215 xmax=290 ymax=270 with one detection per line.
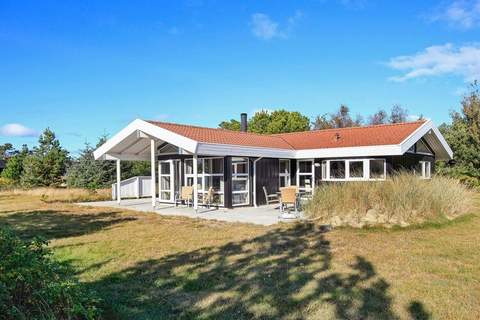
xmin=93 ymin=119 xmax=198 ymax=160
xmin=294 ymin=144 xmax=402 ymax=159
xmin=399 ymin=120 xmax=453 ymax=160
xmin=196 ymin=143 xmax=296 ymax=158
xmin=399 ymin=120 xmax=433 ymax=154
xmin=430 ymin=125 xmax=453 ymax=159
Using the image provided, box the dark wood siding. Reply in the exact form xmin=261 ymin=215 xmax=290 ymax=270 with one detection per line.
xmin=223 ymin=157 xmax=233 ymax=208
xmin=290 ymin=160 xmax=297 ymax=186
xmin=255 ymin=158 xmax=280 ymax=206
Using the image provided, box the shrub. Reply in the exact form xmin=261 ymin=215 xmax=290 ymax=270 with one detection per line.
xmin=0 ymin=227 xmax=101 ymax=319
xmin=0 ymin=177 xmax=14 ymax=190
xmin=4 ymin=187 xmax=111 ymax=203
xmin=304 ymin=173 xmax=472 ymax=227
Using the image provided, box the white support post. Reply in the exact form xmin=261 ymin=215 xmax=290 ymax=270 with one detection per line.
xmin=193 ymin=154 xmax=198 ymax=211
xmin=151 ymin=139 xmax=156 ymax=208
xmin=116 ymin=159 xmax=121 ymax=204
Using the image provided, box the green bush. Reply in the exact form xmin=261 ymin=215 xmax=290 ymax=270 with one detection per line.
xmin=0 ymin=227 xmax=101 ymax=319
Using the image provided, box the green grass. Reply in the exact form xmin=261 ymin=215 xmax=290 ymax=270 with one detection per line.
xmin=1 ymin=190 xmax=480 ymax=319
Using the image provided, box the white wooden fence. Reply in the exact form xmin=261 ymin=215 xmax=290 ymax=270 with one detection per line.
xmin=111 ymin=176 xmax=152 ymax=200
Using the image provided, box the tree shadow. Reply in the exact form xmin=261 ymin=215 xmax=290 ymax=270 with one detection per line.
xmin=408 ymin=300 xmax=431 ymax=320
xmin=90 ymin=223 xmax=411 ymax=319
xmin=0 ymin=209 xmax=136 ymax=240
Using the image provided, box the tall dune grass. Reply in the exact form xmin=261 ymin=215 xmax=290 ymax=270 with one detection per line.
xmin=305 ymin=173 xmax=472 ymax=227
xmin=1 ymin=187 xmax=111 ymax=203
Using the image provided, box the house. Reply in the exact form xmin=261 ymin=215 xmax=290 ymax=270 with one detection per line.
xmin=93 ymin=113 xmax=453 ymax=210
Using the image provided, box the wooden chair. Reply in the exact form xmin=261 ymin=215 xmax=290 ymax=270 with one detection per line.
xmin=175 ymin=186 xmax=193 ymax=207
xmin=279 ymin=187 xmax=299 ymax=215
xmin=263 ymin=186 xmax=279 ymax=205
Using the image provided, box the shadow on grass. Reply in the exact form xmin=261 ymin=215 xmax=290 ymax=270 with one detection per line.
xmin=0 ymin=209 xmax=136 ymax=240
xmin=90 ymin=223 xmax=428 ymax=319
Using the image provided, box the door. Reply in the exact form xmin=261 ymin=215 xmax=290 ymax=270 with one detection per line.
xmin=158 ymin=160 xmax=174 ymax=202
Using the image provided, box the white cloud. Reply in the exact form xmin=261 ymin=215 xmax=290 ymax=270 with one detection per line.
xmin=0 ymin=123 xmax=38 ymax=137
xmin=250 ymin=10 xmax=303 ymax=40
xmin=386 ymin=43 xmax=480 ymax=82
xmin=429 ymin=0 xmax=480 ymax=29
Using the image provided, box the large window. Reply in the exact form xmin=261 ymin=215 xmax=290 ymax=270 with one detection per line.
xmin=297 ymin=160 xmax=314 ymax=192
xmin=330 ymin=160 xmax=346 ymax=179
xmin=279 ymin=159 xmax=290 ymax=188
xmin=322 ymin=159 xmax=386 ymax=181
xmin=185 ymin=157 xmax=224 ymax=205
xmin=232 ymin=157 xmax=249 ymax=206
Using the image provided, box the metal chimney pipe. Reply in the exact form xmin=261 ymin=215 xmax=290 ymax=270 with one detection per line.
xmin=240 ymin=113 xmax=248 ymax=132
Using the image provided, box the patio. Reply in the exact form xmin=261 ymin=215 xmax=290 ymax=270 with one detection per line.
xmin=77 ymin=199 xmax=304 ymax=226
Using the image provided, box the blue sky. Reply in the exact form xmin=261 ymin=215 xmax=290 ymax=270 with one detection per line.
xmin=1 ymin=0 xmax=480 ymax=155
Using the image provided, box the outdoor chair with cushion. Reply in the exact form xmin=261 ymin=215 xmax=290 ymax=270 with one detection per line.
xmin=175 ymin=186 xmax=193 ymax=207
xmin=279 ymin=187 xmax=299 ymax=215
xmin=263 ymin=186 xmax=279 ymax=205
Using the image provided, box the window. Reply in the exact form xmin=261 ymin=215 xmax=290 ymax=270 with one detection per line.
xmin=420 ymin=161 xmax=431 ymax=179
xmin=297 ymin=160 xmax=314 ymax=192
xmin=323 ymin=159 xmax=386 ymax=181
xmin=185 ymin=157 xmax=224 ymax=205
xmin=349 ymin=161 xmax=364 ymax=178
xmin=279 ymin=159 xmax=290 ymax=188
xmin=369 ymin=159 xmax=386 ymax=180
xmin=416 ymin=140 xmax=433 ymax=155
xmin=330 ymin=160 xmax=346 ymax=179
xmin=232 ymin=157 xmax=249 ymax=206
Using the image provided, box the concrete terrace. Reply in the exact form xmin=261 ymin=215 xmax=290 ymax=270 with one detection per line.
xmin=77 ymin=199 xmax=303 ymax=226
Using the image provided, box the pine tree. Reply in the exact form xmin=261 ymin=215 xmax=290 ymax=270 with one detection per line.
xmin=21 ymin=129 xmax=69 ymax=187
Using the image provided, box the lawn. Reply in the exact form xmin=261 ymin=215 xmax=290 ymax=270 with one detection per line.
xmin=1 ymin=192 xmax=479 ymax=319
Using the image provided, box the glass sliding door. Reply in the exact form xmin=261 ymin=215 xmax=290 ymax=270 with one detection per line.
xmin=232 ymin=157 xmax=249 ymax=206
xmin=184 ymin=157 xmax=225 ymax=206
xmin=158 ymin=160 xmax=174 ymax=202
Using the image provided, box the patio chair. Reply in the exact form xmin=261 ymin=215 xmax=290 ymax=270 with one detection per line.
xmin=279 ymin=187 xmax=299 ymax=215
xmin=175 ymin=186 xmax=193 ymax=207
xmin=263 ymin=186 xmax=279 ymax=205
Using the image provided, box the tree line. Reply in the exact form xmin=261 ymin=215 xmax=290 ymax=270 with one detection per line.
xmin=0 ymin=133 xmax=150 ymax=190
xmin=1 ymin=81 xmax=479 ymax=189
xmin=218 ymin=104 xmax=416 ymax=134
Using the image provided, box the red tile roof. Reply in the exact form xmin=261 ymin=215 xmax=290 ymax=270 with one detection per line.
xmin=147 ymin=120 xmax=426 ymax=150
xmin=273 ymin=121 xmax=426 ymax=149
xmin=148 ymin=121 xmax=294 ymax=149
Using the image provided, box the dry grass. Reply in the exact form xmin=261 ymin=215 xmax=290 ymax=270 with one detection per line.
xmin=305 ymin=173 xmax=472 ymax=226
xmin=0 ymin=191 xmax=479 ymax=319
xmin=1 ymin=187 xmax=111 ymax=203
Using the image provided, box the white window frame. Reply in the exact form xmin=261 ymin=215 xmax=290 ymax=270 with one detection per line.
xmin=296 ymin=159 xmax=315 ymax=193
xmin=279 ymin=159 xmax=291 ymax=188
xmin=185 ymin=157 xmax=225 ymax=205
xmin=158 ymin=160 xmax=174 ymax=203
xmin=322 ymin=158 xmax=387 ymax=181
xmin=231 ymin=157 xmax=250 ymax=206
xmin=420 ymin=161 xmax=431 ymax=179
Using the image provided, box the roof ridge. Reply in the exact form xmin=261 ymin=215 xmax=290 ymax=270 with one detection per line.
xmin=272 ymin=120 xmax=427 ymax=136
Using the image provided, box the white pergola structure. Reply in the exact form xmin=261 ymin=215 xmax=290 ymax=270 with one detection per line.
xmin=93 ymin=119 xmax=200 ymax=210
